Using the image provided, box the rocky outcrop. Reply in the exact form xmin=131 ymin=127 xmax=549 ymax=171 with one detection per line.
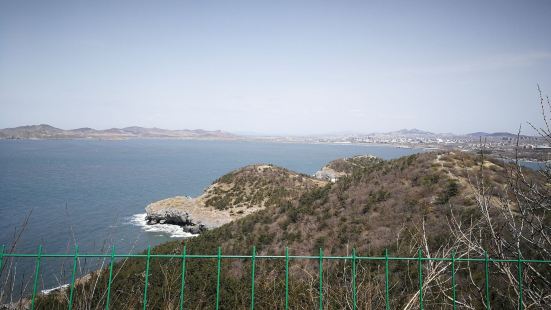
xmin=313 ymin=167 xmax=347 ymax=182
xmin=144 ymin=164 xmax=328 ymax=235
xmin=145 ymin=196 xmax=231 ymax=234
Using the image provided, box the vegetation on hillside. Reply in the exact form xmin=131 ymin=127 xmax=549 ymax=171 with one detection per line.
xmin=35 ymin=151 xmax=550 ymax=309
xmin=325 ymin=155 xmax=383 ymax=175
xmin=202 ymin=164 xmax=326 ymax=213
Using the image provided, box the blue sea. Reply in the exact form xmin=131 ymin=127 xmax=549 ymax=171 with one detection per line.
xmin=0 ymin=140 xmax=422 ymax=256
xmin=0 ymin=139 xmax=544 ymax=296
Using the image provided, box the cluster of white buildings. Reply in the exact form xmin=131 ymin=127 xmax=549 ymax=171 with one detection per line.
xmin=312 ymin=133 xmax=544 ymax=150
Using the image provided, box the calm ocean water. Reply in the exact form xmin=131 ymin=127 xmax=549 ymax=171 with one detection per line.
xmin=0 ymin=139 xmax=542 ymax=294
xmin=0 ymin=139 xmax=422 ymax=257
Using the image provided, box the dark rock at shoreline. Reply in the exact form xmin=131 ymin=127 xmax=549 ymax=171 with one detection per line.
xmin=145 ymin=196 xmax=231 ymax=235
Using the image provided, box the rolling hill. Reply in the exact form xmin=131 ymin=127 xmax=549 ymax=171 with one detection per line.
xmin=36 ymin=151 xmax=549 ymax=309
xmin=0 ymin=124 xmax=238 ymax=140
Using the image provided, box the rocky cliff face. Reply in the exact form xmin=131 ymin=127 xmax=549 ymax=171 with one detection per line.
xmin=145 ymin=196 xmax=231 ymax=234
xmin=145 ymin=164 xmax=328 ymax=235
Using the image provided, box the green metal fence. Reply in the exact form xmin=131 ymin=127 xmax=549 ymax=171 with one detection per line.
xmin=0 ymin=244 xmax=550 ymax=309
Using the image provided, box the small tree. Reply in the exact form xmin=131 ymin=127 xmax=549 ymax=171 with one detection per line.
xmin=448 ymin=86 xmax=551 ymax=308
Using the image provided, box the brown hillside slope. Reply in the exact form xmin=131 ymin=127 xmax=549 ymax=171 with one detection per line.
xmin=37 ymin=152 xmax=548 ymax=309
xmin=145 ymin=164 xmax=328 ymax=232
xmin=314 ymin=155 xmax=383 ymax=181
xmin=200 ymin=164 xmax=327 ymax=213
xmin=196 ymin=151 xmax=506 ymax=255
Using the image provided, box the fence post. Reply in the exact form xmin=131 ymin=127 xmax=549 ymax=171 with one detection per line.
xmin=451 ymin=250 xmax=456 ymax=310
xmin=143 ymin=245 xmax=151 ymax=310
xmin=215 ymin=247 xmax=222 ymax=310
xmin=68 ymin=245 xmax=79 ymax=310
xmin=418 ymin=248 xmax=423 ymax=310
xmin=3 ymin=247 xmax=551 ymax=309
xmin=485 ymin=251 xmax=490 ymax=310
xmin=319 ymin=248 xmax=323 ymax=310
xmin=352 ymin=248 xmax=357 ymax=310
xmin=105 ymin=245 xmax=116 ymax=310
xmin=0 ymin=245 xmax=4 ymax=275
xmin=251 ymin=246 xmax=256 ymax=310
xmin=285 ymin=247 xmax=289 ymax=310
xmin=179 ymin=245 xmax=187 ymax=310
xmin=518 ymin=252 xmax=523 ymax=310
xmin=385 ymin=249 xmax=389 ymax=310
xmin=31 ymin=245 xmax=42 ymax=310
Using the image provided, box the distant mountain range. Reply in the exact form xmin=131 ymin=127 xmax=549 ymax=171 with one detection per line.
xmin=384 ymin=128 xmax=530 ymax=139
xmin=347 ymin=128 xmax=526 ymax=138
xmin=0 ymin=124 xmax=238 ymax=140
xmin=380 ymin=128 xmax=530 ymax=138
xmin=466 ymin=131 xmax=519 ymax=138
xmin=390 ymin=128 xmax=435 ymax=135
xmin=0 ymin=124 xmax=531 ymax=141
xmin=314 ymin=128 xmax=528 ymax=138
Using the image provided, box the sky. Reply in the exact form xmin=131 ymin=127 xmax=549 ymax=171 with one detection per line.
xmin=1 ymin=0 xmax=551 ymax=135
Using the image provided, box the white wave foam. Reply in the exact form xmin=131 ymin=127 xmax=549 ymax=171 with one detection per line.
xmin=42 ymin=284 xmax=69 ymax=295
xmin=126 ymin=213 xmax=197 ymax=238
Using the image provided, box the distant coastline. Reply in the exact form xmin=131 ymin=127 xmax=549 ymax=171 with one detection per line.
xmin=1 ymin=124 xmax=549 ymax=162
xmin=0 ymin=124 xmax=239 ymax=140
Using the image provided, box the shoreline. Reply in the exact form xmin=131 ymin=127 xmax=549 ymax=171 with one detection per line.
xmin=1 ymin=137 xmax=547 ymax=163
xmin=128 ymin=213 xmax=198 ymax=238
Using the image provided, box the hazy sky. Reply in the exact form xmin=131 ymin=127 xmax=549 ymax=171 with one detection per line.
xmin=1 ymin=0 xmax=551 ymax=135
